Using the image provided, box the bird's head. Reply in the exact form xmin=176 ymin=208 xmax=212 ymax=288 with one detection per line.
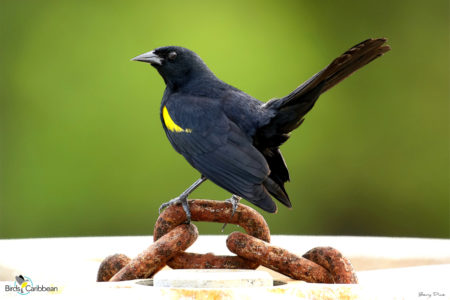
xmin=131 ymin=46 xmax=214 ymax=89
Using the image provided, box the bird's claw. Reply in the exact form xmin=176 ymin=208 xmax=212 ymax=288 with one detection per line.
xmin=225 ymin=195 xmax=241 ymax=217
xmin=159 ymin=196 xmax=192 ymax=223
xmin=222 ymin=195 xmax=241 ymax=231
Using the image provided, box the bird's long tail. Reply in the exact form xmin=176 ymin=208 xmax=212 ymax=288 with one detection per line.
xmin=259 ymin=38 xmax=390 ymax=147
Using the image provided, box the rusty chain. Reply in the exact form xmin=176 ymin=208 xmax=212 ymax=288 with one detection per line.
xmin=98 ymin=199 xmax=357 ymax=284
xmin=153 ymin=199 xmax=270 ymax=270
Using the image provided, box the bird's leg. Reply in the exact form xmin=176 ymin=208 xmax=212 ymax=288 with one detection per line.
xmin=226 ymin=194 xmax=241 ymax=217
xmin=159 ymin=176 xmax=207 ymax=223
xmin=221 ymin=195 xmax=241 ymax=231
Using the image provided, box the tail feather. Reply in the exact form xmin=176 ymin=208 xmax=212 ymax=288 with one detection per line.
xmin=273 ymin=38 xmax=390 ymax=108
xmin=260 ymin=38 xmax=390 ymax=141
xmin=263 ymin=176 xmax=291 ymax=208
xmin=253 ymin=38 xmax=390 ymax=210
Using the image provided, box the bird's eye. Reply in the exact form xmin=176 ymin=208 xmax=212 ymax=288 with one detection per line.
xmin=168 ymin=51 xmax=177 ymax=61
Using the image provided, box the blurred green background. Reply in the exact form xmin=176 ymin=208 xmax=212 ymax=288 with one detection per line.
xmin=0 ymin=0 xmax=448 ymax=239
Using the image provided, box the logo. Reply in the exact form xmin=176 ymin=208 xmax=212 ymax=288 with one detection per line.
xmin=4 ymin=275 xmax=59 ymax=295
xmin=14 ymin=275 xmax=33 ymax=295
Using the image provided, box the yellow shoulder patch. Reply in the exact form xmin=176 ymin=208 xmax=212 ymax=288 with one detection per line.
xmin=162 ymin=106 xmax=192 ymax=133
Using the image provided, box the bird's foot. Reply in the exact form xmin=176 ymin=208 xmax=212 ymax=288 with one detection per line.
xmin=222 ymin=195 xmax=241 ymax=231
xmin=159 ymin=195 xmax=191 ymax=223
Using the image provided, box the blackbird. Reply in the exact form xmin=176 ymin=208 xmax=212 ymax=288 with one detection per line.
xmin=132 ymin=38 xmax=390 ymax=223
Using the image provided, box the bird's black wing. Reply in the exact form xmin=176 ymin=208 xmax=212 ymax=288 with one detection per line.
xmin=161 ymin=94 xmax=277 ymax=212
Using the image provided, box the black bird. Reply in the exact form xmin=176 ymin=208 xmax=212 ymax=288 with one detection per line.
xmin=132 ymin=38 xmax=390 ymax=222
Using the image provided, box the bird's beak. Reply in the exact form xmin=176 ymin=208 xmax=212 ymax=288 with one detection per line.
xmin=131 ymin=50 xmax=163 ymax=65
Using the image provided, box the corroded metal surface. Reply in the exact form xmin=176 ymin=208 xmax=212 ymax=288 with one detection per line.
xmin=303 ymin=247 xmax=358 ymax=284
xmin=168 ymin=252 xmax=259 ymax=269
xmin=100 ymin=200 xmax=357 ymax=284
xmin=154 ymin=199 xmax=270 ymax=269
xmin=227 ymin=232 xmax=333 ymax=283
xmin=154 ymin=199 xmax=270 ymax=241
xmin=97 ymin=254 xmax=131 ymax=282
xmin=227 ymin=232 xmax=357 ymax=283
xmin=109 ymin=224 xmax=198 ymax=281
